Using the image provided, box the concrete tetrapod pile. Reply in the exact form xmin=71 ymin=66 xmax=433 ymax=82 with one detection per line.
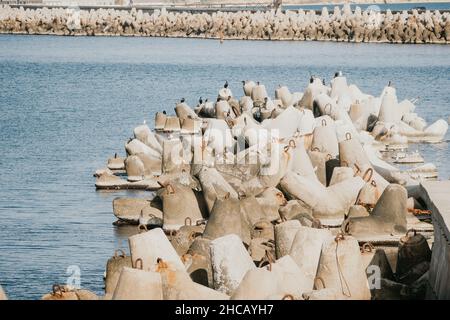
xmin=1 ymin=5 xmax=450 ymax=43
xmin=84 ymin=73 xmax=450 ymax=300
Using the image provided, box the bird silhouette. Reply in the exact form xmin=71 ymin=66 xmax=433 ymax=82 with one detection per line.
xmin=224 ymin=81 xmax=229 ymax=89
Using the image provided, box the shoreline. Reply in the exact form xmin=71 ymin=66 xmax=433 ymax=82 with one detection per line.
xmin=1 ymin=31 xmax=449 ymax=44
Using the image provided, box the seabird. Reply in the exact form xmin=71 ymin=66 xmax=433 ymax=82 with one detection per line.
xmin=224 ymin=81 xmax=229 ymax=89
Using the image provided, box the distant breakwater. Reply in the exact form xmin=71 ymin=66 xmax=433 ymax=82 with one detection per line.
xmin=1 ymin=5 xmax=449 ymax=43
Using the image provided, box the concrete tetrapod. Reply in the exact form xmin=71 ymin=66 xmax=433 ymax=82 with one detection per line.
xmin=126 ymin=138 xmax=161 ymax=159
xmin=133 ymin=124 xmax=163 ymax=154
xmin=112 ymin=267 xmax=163 ymax=300
xmin=125 ymin=155 xmax=145 ymax=182
xmin=311 ymin=116 xmax=339 ymax=158
xmin=280 ymin=171 xmax=365 ymax=222
xmin=338 ymin=132 xmax=389 ymax=192
xmin=203 ymin=196 xmax=251 ymax=245
xmin=240 ymin=194 xmax=277 ymax=230
xmin=95 ymin=171 xmax=128 ymax=189
xmin=112 ymin=197 xmax=162 ymax=224
xmin=299 ymin=78 xmax=328 ymax=110
xmin=107 ymin=154 xmax=125 ymax=170
xmin=128 ymin=228 xmax=186 ymax=273
xmin=156 ymin=260 xmax=229 ymax=300
xmin=284 ymin=138 xmax=316 ymax=179
xmin=155 ymin=112 xmax=167 ymax=131
xmin=210 ymin=234 xmax=256 ymax=295
xmin=186 ymin=238 xmax=213 ymax=288
xmin=255 ymin=187 xmax=286 ymax=222
xmin=315 ymin=235 xmax=371 ymax=300
xmin=328 ymin=166 xmax=355 ymax=186
xmin=157 ymin=182 xmax=203 ymax=231
xmin=164 ymin=116 xmax=181 ymax=132
xmin=181 ymin=118 xmax=202 ymax=135
xmin=42 ymin=285 xmax=98 ymax=300
xmin=354 ymin=168 xmax=382 ymax=208
xmin=274 ymin=220 xmax=302 ymax=259
xmin=278 ymin=200 xmax=317 ymax=227
xmin=269 ymin=255 xmax=314 ymax=298
xmin=230 ymin=268 xmax=279 ymax=300
xmin=342 ymin=184 xmax=408 ymax=238
xmin=175 ymin=102 xmax=199 ymax=123
xmin=169 ymin=223 xmax=205 ymax=256
xmin=162 ymin=138 xmax=190 ymax=175
xmin=262 ymin=106 xmax=312 ymax=140
xmin=289 ymin=226 xmax=333 ymax=289
xmin=308 ymin=149 xmax=333 ymax=185
xmin=135 ymin=152 xmax=162 ymax=177
xmin=275 ymin=85 xmax=293 ymax=107
xmin=105 ymin=249 xmax=133 ymax=295
xmin=197 ymin=167 xmax=239 ymax=214
xmin=251 ymin=83 xmax=268 ymax=106
xmin=243 ymin=80 xmax=256 ymax=97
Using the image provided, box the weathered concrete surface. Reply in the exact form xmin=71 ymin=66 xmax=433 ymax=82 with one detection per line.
xmin=1 ymin=5 xmax=450 ymax=43
xmin=420 ymin=180 xmax=450 ymax=299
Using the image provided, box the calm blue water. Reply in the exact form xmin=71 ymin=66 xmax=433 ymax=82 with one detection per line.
xmin=0 ymin=35 xmax=449 ymax=299
xmin=285 ymin=2 xmax=450 ymax=11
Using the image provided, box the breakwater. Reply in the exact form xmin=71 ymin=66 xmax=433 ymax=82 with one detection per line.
xmin=1 ymin=5 xmax=450 ymax=43
xmin=87 ymin=73 xmax=447 ymax=300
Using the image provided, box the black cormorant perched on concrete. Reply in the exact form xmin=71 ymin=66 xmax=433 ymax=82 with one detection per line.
xmin=180 ymin=98 xmax=185 ymax=103
xmin=224 ymin=81 xmax=229 ymax=88
xmin=199 ymin=97 xmax=203 ymax=104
